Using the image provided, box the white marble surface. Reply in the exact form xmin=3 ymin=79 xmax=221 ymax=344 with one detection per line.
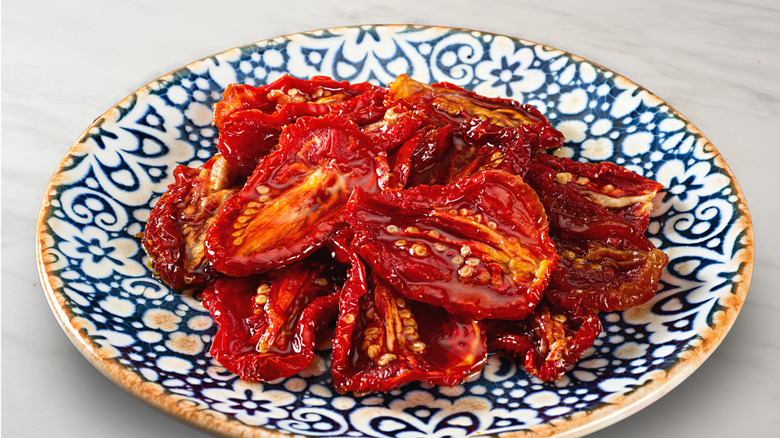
xmin=3 ymin=0 xmax=778 ymax=436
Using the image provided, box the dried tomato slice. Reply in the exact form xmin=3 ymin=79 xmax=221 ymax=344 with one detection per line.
xmin=528 ymin=154 xmax=664 ymax=232
xmin=202 ymin=257 xmax=340 ymax=381
xmin=361 ymin=105 xmax=423 ymax=154
xmin=446 ymin=121 xmax=534 ymax=182
xmin=328 ymin=238 xmax=486 ymax=393
xmin=346 ymin=170 xmax=557 ymax=320
xmin=380 ymin=75 xmax=559 ymax=188
xmin=388 ymin=74 xmax=563 ymax=151
xmin=142 ymin=154 xmax=238 ymax=289
xmin=387 ymin=124 xmax=454 ymax=188
xmin=214 ymin=75 xmax=386 ymax=129
xmin=214 ymin=75 xmax=388 ymax=176
xmin=486 ymin=302 xmax=602 ymax=382
xmin=524 ymin=154 xmax=668 ymax=312
xmin=214 ymin=109 xmax=286 ymax=178
xmin=546 ymin=233 xmax=668 ymax=312
xmin=205 ymin=115 xmax=389 ymax=277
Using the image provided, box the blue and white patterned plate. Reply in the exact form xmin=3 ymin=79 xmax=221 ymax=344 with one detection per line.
xmin=37 ymin=25 xmax=753 ymax=437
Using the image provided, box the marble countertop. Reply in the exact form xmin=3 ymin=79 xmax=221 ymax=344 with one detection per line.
xmin=3 ymin=0 xmax=778 ymax=436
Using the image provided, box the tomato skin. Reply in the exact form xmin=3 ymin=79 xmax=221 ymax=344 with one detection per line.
xmin=215 ymin=110 xmax=285 ymax=177
xmin=389 ymin=74 xmax=564 ymax=151
xmin=328 ymin=237 xmax=486 ymax=393
xmin=525 ymin=154 xmax=668 ymax=313
xmin=486 ymin=302 xmax=602 ymax=382
xmin=380 ymin=75 xmax=562 ymax=189
xmin=143 ymin=155 xmax=238 ymax=290
xmin=205 ymin=115 xmax=389 ymax=277
xmin=447 ymin=121 xmax=534 ymax=182
xmin=546 ymin=235 xmax=668 ymax=312
xmin=387 ymin=125 xmax=455 ymax=188
xmin=214 ymin=75 xmax=389 ymax=176
xmin=346 ymin=170 xmax=557 ymax=320
xmin=527 ymin=154 xmax=663 ymax=232
xmin=202 ymin=258 xmax=340 ymax=382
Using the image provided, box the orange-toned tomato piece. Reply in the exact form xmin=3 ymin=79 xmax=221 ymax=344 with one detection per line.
xmin=205 ymin=115 xmax=389 ymax=276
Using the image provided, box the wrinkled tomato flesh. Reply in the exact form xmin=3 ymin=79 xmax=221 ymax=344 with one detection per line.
xmin=214 ymin=75 xmax=388 ymax=176
xmin=328 ymin=237 xmax=486 ymax=392
xmin=142 ymin=74 xmax=668 ymax=389
xmin=143 ymin=154 xmax=237 ymax=289
xmin=202 ymin=256 xmax=341 ymax=381
xmin=205 ymin=115 xmax=388 ymax=277
xmin=347 ymin=170 xmax=557 ymax=320
xmin=486 ymin=301 xmax=602 ymax=382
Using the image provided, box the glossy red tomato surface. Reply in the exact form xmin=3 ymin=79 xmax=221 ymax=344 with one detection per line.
xmin=328 ymin=237 xmax=486 ymax=392
xmin=347 ymin=170 xmax=557 ymax=320
xmin=202 ymin=256 xmax=341 ymax=381
xmin=205 ymin=115 xmax=388 ymax=277
xmin=142 ymin=74 xmax=668 ymax=390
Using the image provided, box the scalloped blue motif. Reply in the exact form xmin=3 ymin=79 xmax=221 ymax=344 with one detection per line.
xmin=40 ymin=26 xmax=750 ymax=437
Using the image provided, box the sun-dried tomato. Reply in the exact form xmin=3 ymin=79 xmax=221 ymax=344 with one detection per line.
xmin=387 ymin=124 xmax=454 ymax=188
xmin=142 ymin=154 xmax=238 ymax=289
xmin=486 ymin=302 xmax=602 ymax=382
xmin=346 ymin=170 xmax=557 ymax=320
xmin=205 ymin=115 xmax=389 ymax=277
xmin=142 ymin=74 xmax=669 ymax=390
xmin=528 ymin=154 xmax=664 ymax=232
xmin=328 ymin=237 xmax=486 ymax=393
xmin=361 ymin=105 xmax=423 ymax=154
xmin=214 ymin=75 xmax=388 ymax=176
xmin=525 ymin=154 xmax=668 ymax=313
xmin=546 ymin=233 xmax=668 ymax=312
xmin=383 ymin=76 xmax=550 ymax=188
xmin=388 ymin=74 xmax=564 ymax=151
xmin=446 ymin=121 xmax=534 ymax=182
xmin=202 ymin=256 xmax=341 ymax=381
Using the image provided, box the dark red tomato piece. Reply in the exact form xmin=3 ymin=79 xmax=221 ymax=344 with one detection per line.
xmin=215 ymin=109 xmax=288 ymax=178
xmin=346 ymin=170 xmax=557 ymax=320
xmin=524 ymin=154 xmax=668 ymax=312
xmin=214 ymin=75 xmax=389 ymax=176
xmin=205 ymin=115 xmax=389 ymax=277
xmin=525 ymin=161 xmax=658 ymax=250
xmin=388 ymin=74 xmax=564 ymax=151
xmin=529 ymin=154 xmax=664 ymax=232
xmin=202 ymin=258 xmax=340 ymax=382
xmin=446 ymin=122 xmax=533 ymax=182
xmin=328 ymin=239 xmax=486 ymax=393
xmin=486 ymin=302 xmax=602 ymax=381
xmin=387 ymin=124 xmax=455 ymax=188
xmin=361 ymin=105 xmax=422 ymax=154
xmin=545 ymin=234 xmax=668 ymax=312
xmin=389 ymin=122 xmax=532 ymax=188
xmin=142 ymin=155 xmax=238 ymax=290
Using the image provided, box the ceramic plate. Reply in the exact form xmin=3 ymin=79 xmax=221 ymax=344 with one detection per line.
xmin=37 ymin=25 xmax=753 ymax=437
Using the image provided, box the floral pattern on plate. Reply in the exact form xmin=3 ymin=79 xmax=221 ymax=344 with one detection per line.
xmin=37 ymin=25 xmax=752 ymax=437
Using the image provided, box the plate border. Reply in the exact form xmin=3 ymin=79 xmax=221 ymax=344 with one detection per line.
xmin=36 ymin=24 xmax=754 ymax=438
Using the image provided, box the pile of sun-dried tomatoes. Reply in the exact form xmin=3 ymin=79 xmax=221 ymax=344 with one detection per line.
xmin=143 ymin=74 xmax=668 ymax=393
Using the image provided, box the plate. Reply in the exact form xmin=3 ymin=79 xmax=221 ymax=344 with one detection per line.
xmin=36 ymin=25 xmax=753 ymax=437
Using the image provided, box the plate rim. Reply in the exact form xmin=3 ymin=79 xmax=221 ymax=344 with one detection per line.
xmin=36 ymin=23 xmax=754 ymax=438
